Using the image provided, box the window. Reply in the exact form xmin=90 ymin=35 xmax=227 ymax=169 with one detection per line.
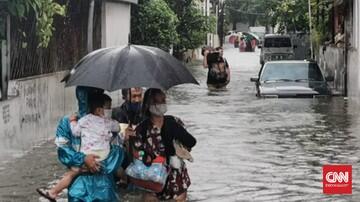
xmin=260 ymin=63 xmax=324 ymax=82
xmin=264 ymin=37 xmax=292 ymax=48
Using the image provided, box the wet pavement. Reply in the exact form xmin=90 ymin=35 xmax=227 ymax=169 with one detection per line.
xmin=1 ymin=45 xmax=360 ymax=201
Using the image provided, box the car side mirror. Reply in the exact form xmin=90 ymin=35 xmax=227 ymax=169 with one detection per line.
xmin=293 ymin=45 xmax=298 ymax=49
xmin=325 ymin=76 xmax=334 ymax=82
xmin=250 ymin=77 xmax=259 ymax=82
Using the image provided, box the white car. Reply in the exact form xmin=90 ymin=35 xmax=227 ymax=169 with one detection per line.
xmin=259 ymin=34 xmax=296 ymax=66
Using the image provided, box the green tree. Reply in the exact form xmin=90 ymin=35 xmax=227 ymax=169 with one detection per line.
xmin=225 ymin=0 xmax=310 ymax=33
xmin=166 ymin=0 xmax=215 ymax=56
xmin=225 ymin=0 xmax=245 ymax=30
xmin=131 ymin=0 xmax=179 ymax=51
xmin=225 ymin=0 xmax=276 ymax=30
xmin=310 ymin=0 xmax=332 ymax=49
xmin=1 ymin=0 xmax=66 ymax=47
xmin=252 ymin=0 xmax=279 ymax=28
xmin=272 ymin=0 xmax=309 ymax=33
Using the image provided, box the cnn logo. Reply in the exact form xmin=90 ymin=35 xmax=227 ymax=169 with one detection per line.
xmin=325 ymin=172 xmax=349 ymax=183
xmin=323 ymin=165 xmax=352 ymax=194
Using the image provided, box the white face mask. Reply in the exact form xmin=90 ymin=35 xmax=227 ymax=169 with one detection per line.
xmin=149 ymin=104 xmax=167 ymax=116
xmin=103 ymin=109 xmax=112 ymax=119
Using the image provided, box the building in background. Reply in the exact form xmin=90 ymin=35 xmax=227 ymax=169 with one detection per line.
xmin=317 ymin=0 xmax=359 ymax=98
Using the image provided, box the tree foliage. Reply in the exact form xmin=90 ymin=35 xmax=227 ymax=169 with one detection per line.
xmin=225 ymin=0 xmax=274 ymax=29
xmin=131 ymin=0 xmax=179 ymax=51
xmin=310 ymin=0 xmax=333 ymax=47
xmin=272 ymin=0 xmax=309 ymax=33
xmin=225 ymin=0 xmax=310 ymax=33
xmin=1 ymin=0 xmax=66 ymax=47
xmin=225 ymin=0 xmax=243 ymax=30
xmin=167 ymin=0 xmax=216 ymax=54
xmin=132 ymin=0 xmax=215 ymax=53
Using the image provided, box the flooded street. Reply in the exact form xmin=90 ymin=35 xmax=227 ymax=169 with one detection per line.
xmin=169 ymin=46 xmax=360 ymax=201
xmin=1 ymin=45 xmax=360 ymax=201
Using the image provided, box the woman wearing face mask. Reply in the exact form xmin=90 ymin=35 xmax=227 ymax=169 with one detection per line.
xmin=129 ymin=88 xmax=197 ymax=202
xmin=37 ymin=93 xmax=124 ymax=201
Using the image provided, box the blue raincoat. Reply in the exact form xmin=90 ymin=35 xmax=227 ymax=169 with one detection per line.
xmin=55 ymin=87 xmax=124 ymax=202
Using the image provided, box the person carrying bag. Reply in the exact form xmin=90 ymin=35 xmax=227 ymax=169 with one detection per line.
xmin=126 ymin=88 xmax=196 ymax=202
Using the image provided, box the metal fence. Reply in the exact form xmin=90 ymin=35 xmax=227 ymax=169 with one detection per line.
xmin=9 ymin=0 xmax=102 ymax=80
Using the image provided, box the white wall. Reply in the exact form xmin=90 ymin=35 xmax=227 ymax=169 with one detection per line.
xmin=347 ymin=0 xmax=360 ymax=102
xmin=0 ymin=72 xmax=122 ymax=163
xmin=102 ymin=1 xmax=131 ymax=47
xmin=318 ymin=46 xmax=346 ymax=95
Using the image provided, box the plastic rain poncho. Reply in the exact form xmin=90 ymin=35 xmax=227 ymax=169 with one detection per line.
xmin=55 ymin=86 xmax=124 ymax=202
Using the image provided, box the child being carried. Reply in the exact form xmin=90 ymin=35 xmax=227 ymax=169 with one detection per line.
xmin=37 ymin=93 xmax=120 ymax=202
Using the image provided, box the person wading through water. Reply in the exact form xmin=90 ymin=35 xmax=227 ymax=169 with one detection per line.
xmin=202 ymin=46 xmax=231 ymax=89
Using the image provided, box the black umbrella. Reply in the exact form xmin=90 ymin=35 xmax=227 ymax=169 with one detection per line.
xmin=64 ymin=45 xmax=199 ymax=91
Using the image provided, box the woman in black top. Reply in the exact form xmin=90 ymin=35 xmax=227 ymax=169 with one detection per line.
xmin=130 ymin=88 xmax=196 ymax=202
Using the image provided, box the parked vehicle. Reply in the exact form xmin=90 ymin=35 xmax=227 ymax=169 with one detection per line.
xmin=250 ymin=60 xmax=333 ymax=98
xmin=259 ymin=34 xmax=296 ymax=66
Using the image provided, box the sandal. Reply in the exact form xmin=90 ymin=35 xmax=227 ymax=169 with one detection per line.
xmin=36 ymin=188 xmax=57 ymax=202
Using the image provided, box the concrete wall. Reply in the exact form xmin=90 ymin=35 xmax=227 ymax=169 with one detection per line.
xmin=318 ymin=45 xmax=346 ymax=95
xmin=347 ymin=0 xmax=360 ymax=102
xmin=0 ymin=72 xmax=122 ymax=163
xmin=347 ymin=49 xmax=360 ymax=100
xmin=207 ymin=33 xmax=220 ymax=48
xmin=102 ymin=1 xmax=131 ymax=47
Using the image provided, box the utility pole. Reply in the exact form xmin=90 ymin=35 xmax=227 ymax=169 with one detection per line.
xmin=0 ymin=2 xmax=10 ymax=100
xmin=87 ymin=0 xmax=95 ymax=52
xmin=308 ymin=0 xmax=313 ymax=59
xmin=218 ymin=0 xmax=225 ymax=47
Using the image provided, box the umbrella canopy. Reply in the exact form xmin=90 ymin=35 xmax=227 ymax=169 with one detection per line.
xmin=65 ymin=45 xmax=199 ymax=91
xmin=245 ymin=32 xmax=260 ymax=41
xmin=238 ymin=32 xmax=259 ymax=41
xmin=239 ymin=32 xmax=260 ymax=42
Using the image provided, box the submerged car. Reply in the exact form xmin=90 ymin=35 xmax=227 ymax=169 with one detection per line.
xmin=250 ymin=60 xmax=333 ymax=98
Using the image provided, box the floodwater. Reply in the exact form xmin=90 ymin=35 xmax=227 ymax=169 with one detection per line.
xmin=1 ymin=45 xmax=360 ymax=202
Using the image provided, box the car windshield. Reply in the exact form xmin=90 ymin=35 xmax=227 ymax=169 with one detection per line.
xmin=264 ymin=37 xmax=291 ymax=47
xmin=260 ymin=63 xmax=325 ymax=82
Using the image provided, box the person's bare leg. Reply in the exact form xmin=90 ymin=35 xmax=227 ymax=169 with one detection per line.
xmin=143 ymin=192 xmax=159 ymax=202
xmin=116 ymin=168 xmax=125 ymax=178
xmin=175 ymin=192 xmax=187 ymax=202
xmin=48 ymin=169 xmax=80 ymax=198
xmin=116 ymin=168 xmax=128 ymax=185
